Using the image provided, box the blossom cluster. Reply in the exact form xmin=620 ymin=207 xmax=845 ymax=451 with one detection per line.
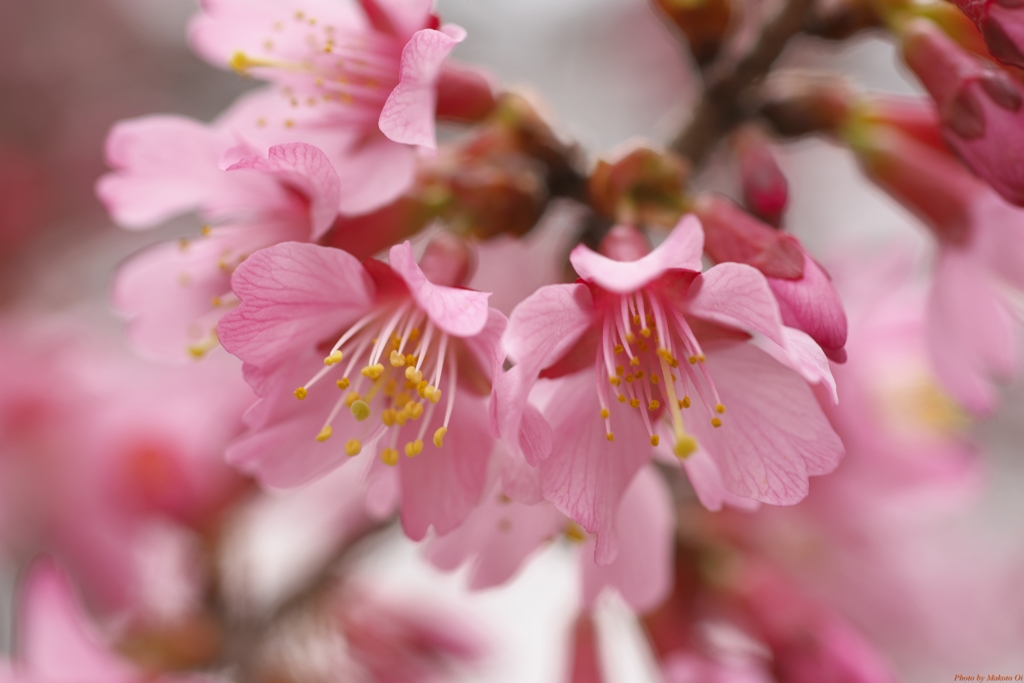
xmin=3 ymin=0 xmax=1024 ymax=680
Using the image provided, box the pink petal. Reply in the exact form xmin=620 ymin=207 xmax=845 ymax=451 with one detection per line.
xmin=227 ymin=143 xmax=341 ymax=239
xmin=388 ymin=241 xmax=490 ymax=337
xmin=218 ymin=242 xmax=375 ymax=375
xmin=379 ymin=27 xmax=467 ymax=149
xmin=752 ymin=327 xmax=838 ymax=404
xmin=19 ymin=561 xmax=137 ymax=681
xmin=685 ymin=262 xmax=786 ymax=346
xmin=766 ymin=250 xmax=848 ymax=356
xmin=398 ymin=389 xmax=493 ymax=540
xmin=927 ymin=248 xmax=1018 ymax=413
xmin=569 ymin=214 xmax=704 ymax=294
xmin=678 ymin=447 xmax=760 ymax=512
xmin=458 ymin=308 xmax=509 ymax=389
xmin=539 ymin=372 xmax=653 ymax=566
xmin=96 ymin=115 xmax=228 ymax=229
xmin=335 ymin=134 xmax=418 ymax=215
xmin=690 ymin=342 xmax=844 ymax=505
xmin=359 ymin=0 xmax=435 ymax=40
xmin=580 ymin=466 xmax=674 ymax=611
xmin=426 ymin=486 xmax=565 ymax=590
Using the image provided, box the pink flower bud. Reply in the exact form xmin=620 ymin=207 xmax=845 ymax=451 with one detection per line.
xmin=902 ymin=19 xmax=1024 ymax=205
xmin=734 ymin=127 xmax=789 ymax=227
xmin=435 ymin=64 xmax=497 ymax=123
xmin=955 ymin=0 xmax=1024 ymax=67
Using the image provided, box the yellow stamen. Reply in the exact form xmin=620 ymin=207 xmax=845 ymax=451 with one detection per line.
xmin=201 ymin=225 xmax=212 ymax=236
xmin=616 ymin=366 xmax=625 ymax=376
xmin=343 ymin=391 xmax=360 ymax=407
xmin=711 ymin=417 xmax=723 ymax=428
xmin=648 ymin=400 xmax=660 ymax=411
xmin=389 ymin=349 xmax=405 ymax=367
xmin=294 ymin=387 xmax=308 ymax=400
xmin=674 ymin=435 xmax=698 ymax=459
xmin=405 ymin=366 xmax=423 ymax=383
xmin=350 ymin=400 xmax=371 ymax=422
xmin=618 ymin=395 xmax=627 ymax=403
xmin=336 ymin=377 xmax=350 ymax=390
xmin=324 ymin=350 xmax=343 ymax=366
xmin=316 ymin=426 xmax=332 ymax=442
xmin=606 ymin=432 xmax=615 ymax=442
xmin=629 ymin=357 xmax=640 ymax=366
xmin=433 ymin=427 xmax=447 ymax=448
xmin=405 ymin=440 xmax=423 ymax=457
xmin=650 ymin=435 xmax=660 ymax=446
xmin=681 ymin=396 xmax=691 ymax=408
xmin=600 ymin=408 xmax=610 ymax=419
xmin=345 ymin=439 xmax=362 ymax=456
xmin=361 ymin=364 xmax=384 ymax=379
xmin=381 ymin=448 xmax=399 ymax=466
xmin=406 ymin=401 xmax=424 ymax=420
xmin=629 ymin=398 xmax=641 ymax=408
xmin=716 ymin=403 xmax=726 ymax=414
xmin=613 ymin=345 xmax=624 ymax=355
xmin=381 ymin=409 xmax=397 ymax=426
xmin=609 ymin=376 xmax=621 ymax=386
xmin=640 ymin=328 xmax=651 ymax=338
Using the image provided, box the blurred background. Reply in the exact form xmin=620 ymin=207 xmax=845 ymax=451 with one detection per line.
xmin=2 ymin=1 xmax=1024 ymax=681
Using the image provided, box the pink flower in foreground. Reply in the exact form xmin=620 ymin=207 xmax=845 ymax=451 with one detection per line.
xmin=99 ymin=116 xmax=340 ymax=359
xmin=902 ymin=18 xmax=1024 ymax=206
xmin=853 ymin=124 xmax=1024 ymax=413
xmin=428 ymin=465 xmax=674 ymax=613
xmin=496 ymin=217 xmax=843 ymax=563
xmin=217 ymin=237 xmax=505 ymax=539
xmin=3 ymin=560 xmax=215 ymax=683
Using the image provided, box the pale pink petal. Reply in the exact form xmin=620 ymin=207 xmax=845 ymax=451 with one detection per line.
xmin=766 ymin=250 xmax=848 ymax=357
xmin=685 ymin=262 xmax=786 ymax=346
xmin=426 ymin=486 xmax=565 ymax=590
xmin=458 ymin=308 xmax=508 ymax=389
xmin=359 ymin=0 xmax=435 ymax=40
xmin=690 ymin=342 xmax=844 ymax=504
xmin=540 ymin=372 xmax=653 ymax=565
xmin=751 ymin=327 xmax=838 ymax=404
xmin=927 ymin=248 xmax=1018 ymax=413
xmin=20 ymin=561 xmax=137 ymax=681
xmin=379 ymin=27 xmax=466 ymax=149
xmin=97 ymin=115 xmax=228 ymax=229
xmin=227 ymin=143 xmax=341 ymax=239
xmin=335 ymin=134 xmax=418 ymax=215
xmin=569 ymin=215 xmax=704 ymax=294
xmin=218 ymin=242 xmax=375 ymax=374
xmin=398 ymin=390 xmax=493 ymax=539
xmin=388 ymin=241 xmax=490 ymax=337
xmin=656 ymin=444 xmax=760 ymax=512
xmin=580 ymin=466 xmax=674 ymax=611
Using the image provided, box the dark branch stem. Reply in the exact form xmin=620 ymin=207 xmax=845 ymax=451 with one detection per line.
xmin=670 ymin=0 xmax=816 ymax=168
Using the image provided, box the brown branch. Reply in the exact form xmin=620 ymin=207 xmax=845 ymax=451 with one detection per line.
xmin=670 ymin=0 xmax=817 ymax=168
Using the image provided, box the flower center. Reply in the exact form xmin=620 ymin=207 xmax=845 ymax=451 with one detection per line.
xmin=229 ymin=11 xmax=401 ymax=129
xmin=597 ymin=289 xmax=725 ymax=458
xmin=294 ymin=302 xmax=456 ymax=465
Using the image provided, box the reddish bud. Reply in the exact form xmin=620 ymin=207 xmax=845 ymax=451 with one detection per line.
xmin=758 ymin=72 xmax=856 ymax=137
xmin=733 ymin=127 xmax=789 ymax=226
xmin=322 ymin=196 xmax=437 ymax=260
xmin=855 ymin=96 xmax=949 ymax=154
xmin=902 ymin=19 xmax=1024 ymax=205
xmin=955 ymin=0 xmax=1024 ymax=67
xmin=418 ymin=232 xmax=475 ymax=287
xmin=652 ymin=0 xmax=736 ymax=64
xmin=589 ymin=145 xmax=690 ymax=227
xmin=436 ymin=64 xmax=498 ymax=124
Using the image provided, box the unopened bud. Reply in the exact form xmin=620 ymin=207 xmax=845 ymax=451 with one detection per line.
xmin=589 ymin=144 xmax=690 ymax=227
xmin=652 ymin=0 xmax=736 ymax=64
xmin=758 ymin=71 xmax=856 ymax=137
xmin=418 ymin=232 xmax=475 ymax=287
xmin=692 ymin=194 xmax=803 ymax=279
xmin=435 ymin=63 xmax=497 ymax=123
xmin=733 ymin=126 xmax=788 ymax=226
xmin=954 ymin=0 xmax=1024 ymax=67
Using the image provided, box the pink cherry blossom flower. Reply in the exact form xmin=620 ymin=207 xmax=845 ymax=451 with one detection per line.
xmin=2 ymin=560 xmax=217 ymax=683
xmin=217 ymin=238 xmax=505 ymax=539
xmin=99 ymin=119 xmax=341 ymax=360
xmin=902 ymin=18 xmax=1024 ymax=206
xmin=189 ymin=0 xmax=471 ymax=209
xmin=496 ymin=217 xmax=843 ymax=564
xmin=428 ymin=464 xmax=674 ymax=613
xmin=954 ymin=0 xmax=1024 ymax=68
xmin=853 ymin=123 xmax=1024 ymax=413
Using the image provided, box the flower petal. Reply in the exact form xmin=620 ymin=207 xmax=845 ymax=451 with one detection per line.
xmin=569 ymin=214 xmax=704 ymax=294
xmin=685 ymin=262 xmax=786 ymax=346
xmin=388 ymin=241 xmax=490 ymax=337
xmin=690 ymin=341 xmax=844 ymax=505
xmin=218 ymin=242 xmax=375 ymax=375
xmin=379 ymin=27 xmax=466 ymax=149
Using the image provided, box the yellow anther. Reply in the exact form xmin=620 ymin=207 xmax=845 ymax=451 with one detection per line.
xmin=633 ymin=314 xmax=641 ymax=325
xmin=425 ymin=386 xmax=442 ymax=404
xmin=600 ymin=408 xmax=610 ymax=419
xmin=343 ymin=391 xmax=361 ymax=407
xmin=201 ymin=225 xmax=212 ymax=237
xmin=688 ymin=355 xmax=699 ymax=364
xmin=324 ymin=350 xmax=343 ymax=366
xmin=381 ymin=409 xmax=398 ymax=427
xmin=416 ymin=380 xmax=429 ymax=397
xmin=187 ymin=332 xmax=219 ymax=359
xmin=178 ymin=238 xmax=189 ymax=251
xmin=674 ymin=435 xmax=699 ymax=459
xmin=405 ymin=354 xmax=416 ymax=366
xmin=211 ymin=296 xmax=222 ymax=307
xmin=618 ymin=394 xmax=627 ymax=403
xmin=229 ymin=51 xmax=267 ymax=74
xmin=294 ymin=387 xmax=308 ymax=400
xmin=625 ymin=333 xmax=636 ymax=343
xmin=389 ymin=349 xmax=405 ymax=367
xmin=405 ymin=366 xmax=423 ymax=383
xmin=697 ymin=354 xmax=706 ymax=362
xmin=613 ymin=345 xmax=625 ymax=355
xmin=383 ymin=379 xmax=397 ymax=397
xmin=681 ymin=396 xmax=691 ymax=409
xmin=395 ymin=411 xmax=408 ymax=427
xmin=635 ymin=370 xmax=644 ymax=379
xmin=316 ymin=426 xmax=332 ymax=442
xmin=565 ymin=522 xmax=586 ymax=543
xmin=606 ymin=432 xmax=615 ymax=442
xmin=669 ymin=358 xmax=679 ymax=368
xmin=648 ymin=400 xmax=660 ymax=411
xmin=345 ymin=439 xmax=362 ymax=456
xmin=629 ymin=357 xmax=640 ymax=366
xmin=350 ymin=399 xmax=371 ymax=422
xmin=381 ymin=448 xmax=399 ymax=466
xmin=409 ymin=328 xmax=420 ymax=341
xmin=405 ymin=440 xmax=423 ymax=457
xmin=336 ymin=377 xmax=350 ymax=390
xmin=640 ymin=328 xmax=651 ymax=338
xmin=625 ymin=374 xmax=635 ymax=383
xmin=650 ymin=374 xmax=660 ymax=384
xmin=609 ymin=376 xmax=621 ymax=386
xmin=715 ymin=403 xmax=726 ymax=414
xmin=711 ymin=417 xmax=723 ymax=428
xmin=629 ymin=398 xmax=641 ymax=408
xmin=407 ymin=401 xmax=424 ymax=420
xmin=650 ymin=435 xmax=660 ymax=447
xmin=361 ymin=364 xmax=385 ymax=379
xmin=433 ymin=427 xmax=448 ymax=448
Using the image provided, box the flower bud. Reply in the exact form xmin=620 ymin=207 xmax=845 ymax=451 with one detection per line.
xmin=854 ymin=95 xmax=948 ymax=153
xmin=758 ymin=71 xmax=856 ymax=137
xmin=954 ymin=0 xmax=1024 ymax=67
xmin=322 ymin=195 xmax=437 ymax=260
xmin=651 ymin=0 xmax=736 ymax=64
xmin=733 ymin=126 xmax=788 ymax=226
xmin=589 ymin=145 xmax=690 ymax=227
xmin=418 ymin=232 xmax=475 ymax=287
xmin=902 ymin=18 xmax=1024 ymax=205
xmin=436 ymin=63 xmax=498 ymax=123
xmin=693 ymin=195 xmax=848 ymax=360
